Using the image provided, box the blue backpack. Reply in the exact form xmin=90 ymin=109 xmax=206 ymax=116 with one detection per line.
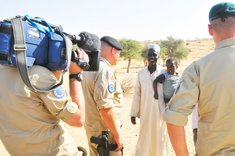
xmin=0 ymin=15 xmax=72 ymax=92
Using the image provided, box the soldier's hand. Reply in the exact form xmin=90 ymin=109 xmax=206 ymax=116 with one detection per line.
xmin=113 ymin=135 xmax=123 ymax=152
xmin=131 ymin=116 xmax=136 ymax=125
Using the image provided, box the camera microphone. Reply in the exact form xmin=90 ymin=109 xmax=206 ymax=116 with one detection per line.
xmin=69 ymin=31 xmax=100 ymax=71
xmin=71 ymin=31 xmax=101 ymax=53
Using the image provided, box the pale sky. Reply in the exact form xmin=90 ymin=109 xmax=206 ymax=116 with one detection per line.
xmin=0 ymin=0 xmax=229 ymax=41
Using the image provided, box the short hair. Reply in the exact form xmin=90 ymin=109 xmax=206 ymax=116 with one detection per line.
xmin=166 ymin=58 xmax=178 ymax=67
xmin=210 ymin=16 xmax=235 ymax=33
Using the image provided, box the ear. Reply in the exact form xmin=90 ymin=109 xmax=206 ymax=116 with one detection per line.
xmin=110 ymin=48 xmax=116 ymax=55
xmin=208 ymin=24 xmax=213 ymax=36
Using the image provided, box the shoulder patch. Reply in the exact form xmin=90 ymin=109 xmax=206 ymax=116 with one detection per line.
xmin=108 ymin=84 xmax=115 ymax=94
xmin=53 ymin=86 xmax=65 ymax=99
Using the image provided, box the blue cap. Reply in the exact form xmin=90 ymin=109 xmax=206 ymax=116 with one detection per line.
xmin=209 ymin=2 xmax=235 ymax=21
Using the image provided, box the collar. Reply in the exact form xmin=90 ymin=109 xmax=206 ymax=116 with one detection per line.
xmin=100 ymin=57 xmax=112 ymax=68
xmin=215 ymin=37 xmax=235 ymax=49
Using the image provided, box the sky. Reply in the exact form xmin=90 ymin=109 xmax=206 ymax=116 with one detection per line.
xmin=0 ymin=0 xmax=229 ymax=41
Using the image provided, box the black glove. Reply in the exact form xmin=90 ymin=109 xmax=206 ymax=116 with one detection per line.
xmin=131 ymin=116 xmax=136 ymax=125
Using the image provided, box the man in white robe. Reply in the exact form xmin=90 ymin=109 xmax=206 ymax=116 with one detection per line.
xmin=130 ymin=44 xmax=169 ymax=156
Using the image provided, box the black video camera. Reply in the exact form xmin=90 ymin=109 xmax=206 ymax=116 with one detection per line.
xmin=66 ymin=31 xmax=100 ymax=71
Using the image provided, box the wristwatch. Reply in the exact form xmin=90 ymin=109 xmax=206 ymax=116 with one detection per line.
xmin=69 ymin=72 xmax=83 ymax=81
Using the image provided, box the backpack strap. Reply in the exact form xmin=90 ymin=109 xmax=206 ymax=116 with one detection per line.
xmin=11 ymin=16 xmax=36 ymax=91
xmin=11 ymin=16 xmax=63 ymax=92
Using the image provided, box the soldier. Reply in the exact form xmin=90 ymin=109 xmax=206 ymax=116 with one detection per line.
xmin=163 ymin=2 xmax=235 ymax=155
xmin=82 ymin=36 xmax=123 ymax=156
xmin=0 ymin=47 xmax=88 ymax=155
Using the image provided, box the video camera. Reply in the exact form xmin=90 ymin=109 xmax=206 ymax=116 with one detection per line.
xmin=0 ymin=15 xmax=100 ymax=92
xmin=64 ymin=31 xmax=100 ymax=71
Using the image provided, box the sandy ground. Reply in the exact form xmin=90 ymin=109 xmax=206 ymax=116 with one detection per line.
xmin=0 ymin=39 xmax=214 ymax=155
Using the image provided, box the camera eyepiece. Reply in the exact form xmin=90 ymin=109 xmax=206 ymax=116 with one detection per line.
xmin=65 ymin=31 xmax=100 ymax=71
xmin=71 ymin=50 xmax=90 ymax=70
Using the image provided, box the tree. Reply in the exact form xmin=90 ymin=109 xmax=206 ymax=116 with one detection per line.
xmin=160 ymin=36 xmax=189 ymax=64
xmin=120 ymin=39 xmax=142 ymax=72
xmin=140 ymin=46 xmax=148 ymax=66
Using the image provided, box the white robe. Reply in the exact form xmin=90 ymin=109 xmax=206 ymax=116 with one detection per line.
xmin=130 ymin=66 xmax=169 ymax=156
xmin=192 ymin=104 xmax=198 ymax=129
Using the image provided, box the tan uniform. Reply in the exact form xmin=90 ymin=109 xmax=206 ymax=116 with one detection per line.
xmin=82 ymin=57 xmax=123 ymax=156
xmin=163 ymin=38 xmax=235 ymax=155
xmin=0 ymin=65 xmax=81 ymax=156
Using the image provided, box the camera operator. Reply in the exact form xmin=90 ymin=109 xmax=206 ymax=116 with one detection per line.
xmin=0 ymin=48 xmax=87 ymax=155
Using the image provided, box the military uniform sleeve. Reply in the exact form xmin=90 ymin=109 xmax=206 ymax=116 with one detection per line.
xmin=163 ymin=62 xmax=199 ymax=126
xmin=38 ymin=87 xmax=78 ymax=121
xmin=130 ymin=72 xmax=141 ymax=117
xmin=94 ymin=68 xmax=115 ymax=109
xmin=29 ymin=66 xmax=78 ymax=121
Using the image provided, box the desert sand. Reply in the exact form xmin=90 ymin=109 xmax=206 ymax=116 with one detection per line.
xmin=0 ymin=39 xmax=215 ymax=156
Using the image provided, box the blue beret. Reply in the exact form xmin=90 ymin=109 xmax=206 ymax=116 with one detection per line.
xmin=101 ymin=36 xmax=123 ymax=51
xmin=209 ymin=2 xmax=235 ymax=21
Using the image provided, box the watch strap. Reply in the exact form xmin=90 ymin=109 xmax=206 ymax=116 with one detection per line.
xmin=69 ymin=73 xmax=83 ymax=81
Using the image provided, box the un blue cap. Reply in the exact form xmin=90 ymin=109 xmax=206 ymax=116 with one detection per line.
xmin=209 ymin=2 xmax=235 ymax=21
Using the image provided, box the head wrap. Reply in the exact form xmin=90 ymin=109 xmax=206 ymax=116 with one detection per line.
xmin=148 ymin=43 xmax=160 ymax=56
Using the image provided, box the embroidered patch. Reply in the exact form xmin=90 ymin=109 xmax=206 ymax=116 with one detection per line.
xmin=53 ymin=86 xmax=65 ymax=99
xmin=108 ymin=84 xmax=115 ymax=93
